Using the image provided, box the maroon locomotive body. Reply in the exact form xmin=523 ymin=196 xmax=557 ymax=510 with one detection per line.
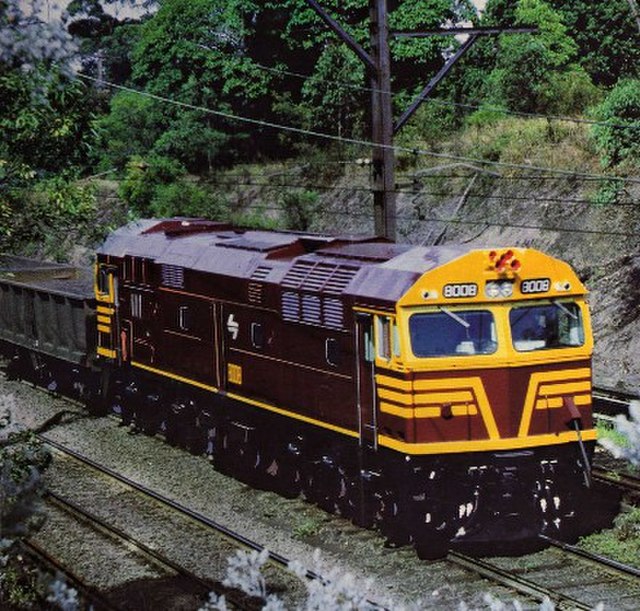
xmin=89 ymin=217 xmax=601 ymax=556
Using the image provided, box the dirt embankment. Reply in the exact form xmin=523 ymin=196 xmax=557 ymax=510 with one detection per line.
xmin=306 ymin=167 xmax=640 ymax=394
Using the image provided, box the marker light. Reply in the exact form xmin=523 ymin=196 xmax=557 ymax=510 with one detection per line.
xmin=489 ymin=249 xmax=521 ymax=275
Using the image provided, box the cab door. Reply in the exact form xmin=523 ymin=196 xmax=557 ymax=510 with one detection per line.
xmin=355 ymin=313 xmax=377 ymax=450
xmin=95 ymin=262 xmax=118 ymax=360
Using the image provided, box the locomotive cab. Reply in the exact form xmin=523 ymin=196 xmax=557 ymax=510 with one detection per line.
xmin=370 ymin=248 xmax=596 ymax=552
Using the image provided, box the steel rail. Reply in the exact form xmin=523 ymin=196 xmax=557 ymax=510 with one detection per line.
xmin=593 ymin=466 xmax=640 ymax=497
xmin=447 ymin=551 xmax=591 ymax=610
xmin=43 ymin=490 xmax=215 ymax=596
xmin=40 ymin=434 xmax=389 ymax=610
xmin=539 ymin=534 xmax=640 ymax=579
xmin=20 ymin=539 xmax=121 ymax=611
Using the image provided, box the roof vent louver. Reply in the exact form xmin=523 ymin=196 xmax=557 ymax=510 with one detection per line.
xmin=281 ymin=260 xmax=357 ymax=294
xmin=251 ymin=265 xmax=272 ymax=281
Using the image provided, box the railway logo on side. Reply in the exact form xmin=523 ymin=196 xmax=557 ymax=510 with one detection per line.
xmin=226 ymin=314 xmax=240 ymax=340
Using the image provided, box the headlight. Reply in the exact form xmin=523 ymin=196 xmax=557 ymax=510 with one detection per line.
xmin=485 ymin=281 xmax=513 ymax=298
xmin=499 ymin=282 xmax=513 ymax=297
xmin=485 ymin=282 xmax=500 ymax=298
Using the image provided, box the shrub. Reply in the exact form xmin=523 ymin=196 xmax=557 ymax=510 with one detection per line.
xmin=118 ymin=155 xmax=186 ymax=216
xmin=590 ymin=79 xmax=640 ymax=168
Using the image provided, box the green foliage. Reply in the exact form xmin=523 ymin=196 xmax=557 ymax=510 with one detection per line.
xmin=465 ymin=104 xmax=510 ymax=129
xmin=541 ymin=67 xmax=601 ymax=115
xmin=118 ymin=155 xmax=186 ymax=215
xmin=230 ymin=208 xmax=282 ymax=231
xmin=549 ymin=0 xmax=640 ymax=86
xmin=590 ymin=79 xmax=640 ymax=168
xmin=151 ymin=182 xmax=227 ymax=219
xmin=482 ymin=0 xmax=582 ymax=113
xmin=301 ymin=43 xmax=365 ymax=137
xmin=93 ymin=91 xmax=167 ymax=171
xmin=587 ymin=179 xmax=626 ymax=207
xmin=118 ymin=155 xmax=228 ymax=219
xmin=461 ymin=116 xmax=590 ymax=170
xmin=0 ymin=68 xmax=95 ymax=175
xmin=579 ymin=508 xmax=640 ymax=569
xmin=278 ymin=189 xmax=319 ymax=231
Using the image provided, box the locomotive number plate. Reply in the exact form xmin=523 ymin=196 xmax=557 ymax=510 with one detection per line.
xmin=520 ymin=278 xmax=550 ymax=294
xmin=443 ymin=283 xmax=478 ymax=298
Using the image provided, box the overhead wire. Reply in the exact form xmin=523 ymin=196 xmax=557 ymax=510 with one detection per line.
xmin=232 ymin=202 xmax=640 ymax=239
xmin=209 ymin=50 xmax=640 ymax=132
xmin=78 ymin=74 xmax=640 ymax=185
xmin=209 ymin=177 xmax=637 ymax=207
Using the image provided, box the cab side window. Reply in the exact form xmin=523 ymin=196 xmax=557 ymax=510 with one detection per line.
xmin=376 ymin=316 xmax=391 ymax=361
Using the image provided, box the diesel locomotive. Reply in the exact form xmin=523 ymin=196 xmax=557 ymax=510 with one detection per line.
xmin=0 ymin=218 xmax=599 ymax=557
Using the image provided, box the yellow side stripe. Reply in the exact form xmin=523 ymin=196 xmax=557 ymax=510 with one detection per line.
xmin=538 ymin=381 xmax=591 ymax=396
xmin=97 ymin=347 xmax=116 ymax=358
xmin=97 ymin=305 xmax=115 ymax=315
xmin=379 ymin=429 xmax=597 ymax=455
xmin=379 ymin=401 xmax=414 ymax=417
xmin=381 ymin=402 xmax=479 ymax=418
xmin=416 ymin=390 xmax=475 ymax=403
xmin=132 ymin=361 xmax=218 ymax=393
xmin=97 ymin=324 xmax=111 ymax=334
xmin=376 ymin=374 xmax=412 ymax=392
xmin=535 ymin=394 xmax=591 ymax=410
xmin=378 ymin=387 xmax=413 ymax=406
xmin=131 ymin=361 xmax=359 ymax=440
xmin=97 ymin=314 xmax=111 ymax=324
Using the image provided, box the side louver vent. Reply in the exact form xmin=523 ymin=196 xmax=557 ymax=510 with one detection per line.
xmin=161 ymin=264 xmax=184 ymax=289
xmin=282 ymin=291 xmax=344 ymax=330
xmin=248 ymin=282 xmax=263 ymax=305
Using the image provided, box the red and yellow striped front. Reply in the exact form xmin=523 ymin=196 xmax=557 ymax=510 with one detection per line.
xmin=376 ymin=362 xmax=595 ymax=454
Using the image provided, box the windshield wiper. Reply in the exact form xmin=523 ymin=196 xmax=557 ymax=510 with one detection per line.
xmin=439 ymin=307 xmax=470 ymax=329
xmin=552 ymin=300 xmax=578 ymax=320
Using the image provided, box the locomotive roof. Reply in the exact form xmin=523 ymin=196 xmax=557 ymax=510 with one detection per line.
xmin=99 ymin=218 xmax=471 ymax=304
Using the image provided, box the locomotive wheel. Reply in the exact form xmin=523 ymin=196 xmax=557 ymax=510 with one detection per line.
xmin=302 ymin=457 xmax=341 ymax=514
xmin=263 ymin=446 xmax=302 ymax=499
xmin=414 ymin=534 xmax=449 ymax=560
xmin=216 ymin=424 xmax=263 ymax=486
xmin=379 ymin=489 xmax=412 ymax=546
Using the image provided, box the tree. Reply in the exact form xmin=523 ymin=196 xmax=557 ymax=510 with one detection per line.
xmin=0 ymin=1 xmax=101 ymax=255
xmin=464 ymin=0 xmax=600 ymax=115
xmin=549 ymin=0 xmax=640 ymax=86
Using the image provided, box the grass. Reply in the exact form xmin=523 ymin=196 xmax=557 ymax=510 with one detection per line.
xmin=596 ymin=422 xmax=631 ymax=451
xmin=578 ymin=507 xmax=640 ymax=568
xmin=293 ymin=516 xmax=322 ymax=539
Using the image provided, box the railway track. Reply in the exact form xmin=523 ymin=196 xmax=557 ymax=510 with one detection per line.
xmin=593 ymin=386 xmax=638 ymax=416
xmin=593 ymin=466 xmax=640 ymax=497
xmin=40 ymin=437 xmax=640 ymax=611
xmin=4 ymin=368 xmax=639 ymax=609
xmin=453 ymin=538 xmax=640 ymax=610
xmin=32 ymin=488 xmax=216 ymax=611
xmin=36 ymin=434 xmax=357 ymax=610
